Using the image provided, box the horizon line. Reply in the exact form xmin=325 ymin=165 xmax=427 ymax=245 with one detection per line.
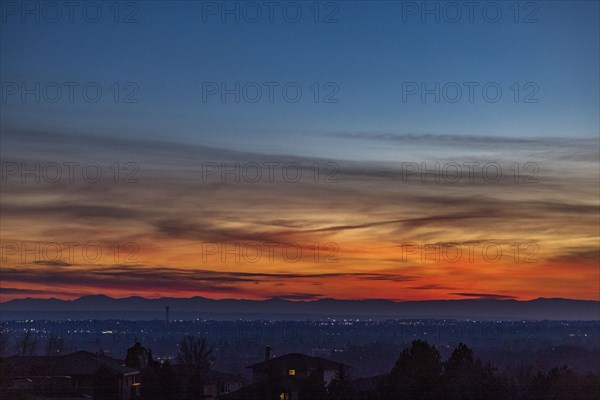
xmin=3 ymin=295 xmax=599 ymax=304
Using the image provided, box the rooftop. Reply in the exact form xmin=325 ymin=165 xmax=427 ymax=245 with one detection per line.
xmin=4 ymin=351 xmax=139 ymax=376
xmin=247 ymin=353 xmax=347 ymax=371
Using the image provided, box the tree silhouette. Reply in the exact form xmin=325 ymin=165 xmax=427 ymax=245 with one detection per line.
xmin=141 ymin=358 xmax=179 ymax=400
xmin=382 ymin=339 xmax=442 ymax=400
xmin=176 ymin=335 xmax=214 ymax=373
xmin=0 ymin=333 xmax=8 ymax=356
xmin=147 ymin=349 xmax=155 ymax=366
xmin=445 ymin=342 xmax=474 ymax=372
xmin=16 ymin=329 xmax=37 ymax=356
xmin=125 ymin=341 xmax=149 ymax=369
xmin=176 ymin=335 xmax=215 ymax=400
xmin=442 ymin=342 xmax=504 ymax=400
xmin=328 ymin=364 xmax=352 ymax=400
xmin=46 ymin=333 xmax=66 ymax=355
xmin=300 ymin=369 xmax=327 ymax=400
xmin=522 ymin=366 xmax=600 ymax=400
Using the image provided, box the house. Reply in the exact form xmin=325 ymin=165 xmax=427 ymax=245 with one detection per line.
xmin=201 ymin=370 xmax=243 ymax=399
xmin=1 ymin=351 xmax=140 ymax=400
xmin=2 ymin=375 xmax=93 ymax=399
xmin=248 ymin=352 xmax=347 ymax=386
xmin=221 ymin=347 xmax=349 ymax=400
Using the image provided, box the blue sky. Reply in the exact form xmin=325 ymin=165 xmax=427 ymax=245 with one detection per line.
xmin=2 ymin=1 xmax=598 ymax=159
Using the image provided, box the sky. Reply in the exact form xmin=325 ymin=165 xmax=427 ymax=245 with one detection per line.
xmin=0 ymin=0 xmax=599 ymax=302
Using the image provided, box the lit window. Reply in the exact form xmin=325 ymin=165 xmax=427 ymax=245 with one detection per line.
xmin=288 ymin=369 xmax=295 ymax=376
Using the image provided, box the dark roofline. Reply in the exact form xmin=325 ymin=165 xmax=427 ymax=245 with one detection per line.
xmin=5 ymin=350 xmax=139 ymax=375
xmin=170 ymin=365 xmax=242 ymax=382
xmin=246 ymin=353 xmax=349 ymax=369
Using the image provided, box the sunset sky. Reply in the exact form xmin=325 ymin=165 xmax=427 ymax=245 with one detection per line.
xmin=1 ymin=1 xmax=598 ymax=302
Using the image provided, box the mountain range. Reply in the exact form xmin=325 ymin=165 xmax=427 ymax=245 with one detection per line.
xmin=1 ymin=296 xmax=598 ymax=321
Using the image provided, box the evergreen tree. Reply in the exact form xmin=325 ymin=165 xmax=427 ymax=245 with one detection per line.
xmin=382 ymin=340 xmax=442 ymax=400
xmin=125 ymin=341 xmax=149 ymax=369
xmin=328 ymin=364 xmax=352 ymax=400
xmin=442 ymin=343 xmax=505 ymax=400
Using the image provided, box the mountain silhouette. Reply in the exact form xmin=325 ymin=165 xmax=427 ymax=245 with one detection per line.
xmin=1 ymin=296 xmax=598 ymax=321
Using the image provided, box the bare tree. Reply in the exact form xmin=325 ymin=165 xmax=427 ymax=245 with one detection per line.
xmin=16 ymin=329 xmax=38 ymax=356
xmin=177 ymin=335 xmax=215 ymax=400
xmin=176 ymin=335 xmax=215 ymax=374
xmin=0 ymin=333 xmax=9 ymax=356
xmin=46 ymin=333 xmax=66 ymax=355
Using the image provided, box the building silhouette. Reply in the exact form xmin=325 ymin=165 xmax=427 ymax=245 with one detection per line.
xmin=2 ymin=350 xmax=140 ymax=399
xmin=222 ymin=348 xmax=348 ymax=400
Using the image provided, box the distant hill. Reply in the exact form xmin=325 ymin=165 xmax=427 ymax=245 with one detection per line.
xmin=1 ymin=296 xmax=598 ymax=321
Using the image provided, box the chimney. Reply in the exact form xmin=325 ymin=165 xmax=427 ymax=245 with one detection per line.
xmin=265 ymin=346 xmax=273 ymax=361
